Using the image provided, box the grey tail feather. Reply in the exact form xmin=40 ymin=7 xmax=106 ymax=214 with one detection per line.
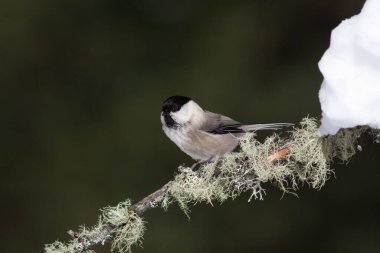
xmin=240 ymin=123 xmax=294 ymax=132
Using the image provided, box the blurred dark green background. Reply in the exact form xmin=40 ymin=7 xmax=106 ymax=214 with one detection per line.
xmin=1 ymin=0 xmax=380 ymax=253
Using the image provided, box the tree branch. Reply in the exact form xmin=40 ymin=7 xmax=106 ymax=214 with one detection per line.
xmin=45 ymin=118 xmax=375 ymax=253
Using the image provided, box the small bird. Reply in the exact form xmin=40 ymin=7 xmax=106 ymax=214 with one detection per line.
xmin=161 ymin=95 xmax=292 ymax=163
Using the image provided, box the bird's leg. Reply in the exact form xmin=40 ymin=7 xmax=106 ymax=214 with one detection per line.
xmin=190 ymin=162 xmax=201 ymax=170
xmin=179 ymin=158 xmax=214 ymax=173
xmin=178 ymin=162 xmax=204 ymax=173
xmin=190 ymin=158 xmax=214 ymax=171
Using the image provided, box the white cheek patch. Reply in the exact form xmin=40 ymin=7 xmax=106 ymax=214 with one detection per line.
xmin=171 ymin=102 xmax=192 ymax=124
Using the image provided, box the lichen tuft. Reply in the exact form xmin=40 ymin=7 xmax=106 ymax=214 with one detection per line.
xmin=101 ymin=200 xmax=146 ymax=253
xmin=44 ymin=241 xmax=77 ymax=253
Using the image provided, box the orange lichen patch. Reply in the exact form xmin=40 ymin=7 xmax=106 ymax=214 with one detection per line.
xmin=268 ymin=146 xmax=290 ymax=162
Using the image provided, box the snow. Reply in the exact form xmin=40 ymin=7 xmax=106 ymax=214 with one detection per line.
xmin=318 ymin=0 xmax=380 ymax=135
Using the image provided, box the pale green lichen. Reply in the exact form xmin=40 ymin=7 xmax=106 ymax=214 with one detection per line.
xmin=327 ymin=127 xmax=366 ymax=163
xmin=165 ymin=164 xmax=227 ymax=216
xmin=240 ymin=133 xmax=296 ymax=191
xmin=287 ymin=117 xmax=332 ymax=189
xmin=44 ymin=241 xmax=79 ymax=253
xmin=101 ymin=200 xmax=145 ymax=253
xmin=44 ymin=200 xmax=145 ymax=253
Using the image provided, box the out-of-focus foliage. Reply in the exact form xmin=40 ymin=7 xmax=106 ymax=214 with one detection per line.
xmin=1 ymin=0 xmax=379 ymax=253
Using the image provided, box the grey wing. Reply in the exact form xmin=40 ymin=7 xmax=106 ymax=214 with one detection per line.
xmin=239 ymin=123 xmax=294 ymax=131
xmin=202 ymin=111 xmax=293 ymax=134
xmin=201 ymin=111 xmax=243 ymax=134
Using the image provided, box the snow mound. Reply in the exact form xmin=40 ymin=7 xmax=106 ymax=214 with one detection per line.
xmin=318 ymin=0 xmax=380 ymax=135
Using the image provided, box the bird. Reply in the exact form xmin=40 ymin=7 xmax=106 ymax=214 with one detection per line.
xmin=160 ymin=95 xmax=292 ymax=163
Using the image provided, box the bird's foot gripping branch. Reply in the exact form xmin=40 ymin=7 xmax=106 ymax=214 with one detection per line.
xmin=44 ymin=117 xmax=379 ymax=253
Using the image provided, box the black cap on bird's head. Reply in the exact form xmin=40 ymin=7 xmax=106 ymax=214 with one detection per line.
xmin=161 ymin=96 xmax=191 ymax=128
xmin=161 ymin=95 xmax=191 ymax=113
